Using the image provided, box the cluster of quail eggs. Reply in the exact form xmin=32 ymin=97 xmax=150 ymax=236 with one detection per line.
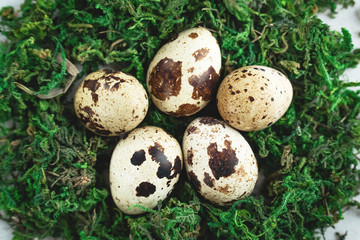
xmin=73 ymin=27 xmax=293 ymax=214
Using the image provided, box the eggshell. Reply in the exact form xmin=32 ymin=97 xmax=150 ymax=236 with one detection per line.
xmin=217 ymin=65 xmax=293 ymax=131
xmin=182 ymin=117 xmax=258 ymax=206
xmin=146 ymin=27 xmax=221 ymax=117
xmin=109 ymin=126 xmax=183 ymax=215
xmin=74 ymin=69 xmax=148 ymax=136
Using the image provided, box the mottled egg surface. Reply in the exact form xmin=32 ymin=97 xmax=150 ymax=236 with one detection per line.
xmin=182 ymin=117 xmax=258 ymax=206
xmin=217 ymin=65 xmax=293 ymax=131
xmin=110 ymin=126 xmax=183 ymax=215
xmin=74 ymin=70 xmax=148 ymax=136
xmin=146 ymin=27 xmax=221 ymax=117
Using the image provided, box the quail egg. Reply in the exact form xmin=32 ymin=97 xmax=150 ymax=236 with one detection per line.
xmin=217 ymin=65 xmax=293 ymax=131
xmin=109 ymin=126 xmax=183 ymax=215
xmin=146 ymin=27 xmax=221 ymax=117
xmin=74 ymin=69 xmax=148 ymax=136
xmin=182 ymin=117 xmax=258 ymax=206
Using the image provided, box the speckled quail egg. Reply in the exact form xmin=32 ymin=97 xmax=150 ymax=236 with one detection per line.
xmin=146 ymin=27 xmax=221 ymax=117
xmin=109 ymin=126 xmax=183 ymax=215
xmin=74 ymin=69 xmax=148 ymax=136
xmin=217 ymin=65 xmax=293 ymax=131
xmin=182 ymin=117 xmax=258 ymax=206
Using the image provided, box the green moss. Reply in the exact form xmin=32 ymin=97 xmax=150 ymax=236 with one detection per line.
xmin=0 ymin=0 xmax=359 ymax=239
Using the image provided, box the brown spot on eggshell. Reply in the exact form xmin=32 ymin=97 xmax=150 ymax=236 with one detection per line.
xmin=148 ymin=142 xmax=181 ymax=179
xmin=188 ymin=171 xmax=201 ymax=191
xmin=203 ymin=172 xmax=214 ymax=188
xmin=187 ymin=67 xmax=194 ymax=73
xmin=249 ymin=96 xmax=255 ymax=102
xmin=136 ymin=182 xmax=156 ymax=197
xmin=187 ymin=126 xmax=199 ymax=135
xmin=188 ymin=32 xmax=198 ymax=39
xmin=149 ymin=57 xmax=182 ymax=101
xmin=168 ymin=103 xmax=200 ymax=117
xmin=207 ymin=140 xmax=238 ymax=180
xmin=217 ymin=184 xmax=231 ymax=194
xmin=199 ymin=117 xmax=225 ymax=128
xmin=130 ymin=149 xmax=146 ymax=166
xmin=83 ymin=79 xmax=101 ymax=92
xmin=192 ymin=48 xmax=210 ymax=62
xmin=78 ymin=105 xmax=112 ymax=136
xmin=110 ymin=82 xmax=121 ymax=92
xmin=91 ymin=92 xmax=98 ymax=104
xmin=188 ymin=66 xmax=220 ymax=101
xmin=187 ymin=149 xmax=194 ymax=166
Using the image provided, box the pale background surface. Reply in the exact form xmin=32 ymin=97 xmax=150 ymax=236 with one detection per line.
xmin=0 ymin=0 xmax=359 ymax=239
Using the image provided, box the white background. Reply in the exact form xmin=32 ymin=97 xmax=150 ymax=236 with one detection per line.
xmin=0 ymin=0 xmax=359 ymax=239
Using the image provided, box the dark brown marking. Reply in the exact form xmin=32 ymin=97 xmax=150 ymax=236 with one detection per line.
xmin=199 ymin=117 xmax=226 ymax=128
xmin=203 ymin=172 xmax=214 ymax=188
xmin=217 ymin=184 xmax=231 ymax=194
xmin=260 ymin=87 xmax=264 ymax=90
xmin=267 ymin=122 xmax=273 ymax=126
xmin=78 ymin=105 xmax=111 ymax=135
xmin=110 ymin=82 xmax=120 ymax=91
xmin=260 ymin=68 xmax=265 ymax=71
xmin=188 ymin=171 xmax=201 ymax=191
xmin=244 ymin=89 xmax=248 ymax=92
xmin=148 ymin=142 xmax=180 ymax=179
xmin=236 ymin=90 xmax=240 ymax=94
xmin=187 ymin=126 xmax=199 ymax=135
xmin=168 ymin=104 xmax=200 ymax=117
xmin=149 ymin=57 xmax=182 ymax=101
xmin=91 ymin=92 xmax=98 ymax=104
xmin=241 ymin=69 xmax=247 ymax=73
xmin=83 ymin=79 xmax=101 ymax=92
xmin=136 ymin=182 xmax=156 ymax=197
xmin=207 ymin=140 xmax=239 ymax=180
xmin=241 ymin=74 xmax=247 ymax=78
xmin=187 ymin=149 xmax=194 ymax=166
xmin=131 ymin=149 xmax=146 ymax=166
xmin=173 ymin=156 xmax=182 ymax=176
xmin=188 ymin=66 xmax=220 ymax=101
xmin=229 ymin=85 xmax=233 ymax=89
xmin=188 ymin=32 xmax=198 ymax=39
xmin=192 ymin=48 xmax=210 ymax=62
xmin=187 ymin=67 xmax=194 ymax=73
xmin=271 ymin=97 xmax=274 ymax=101
xmin=249 ymin=96 xmax=255 ymax=102
xmin=262 ymin=115 xmax=267 ymax=119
